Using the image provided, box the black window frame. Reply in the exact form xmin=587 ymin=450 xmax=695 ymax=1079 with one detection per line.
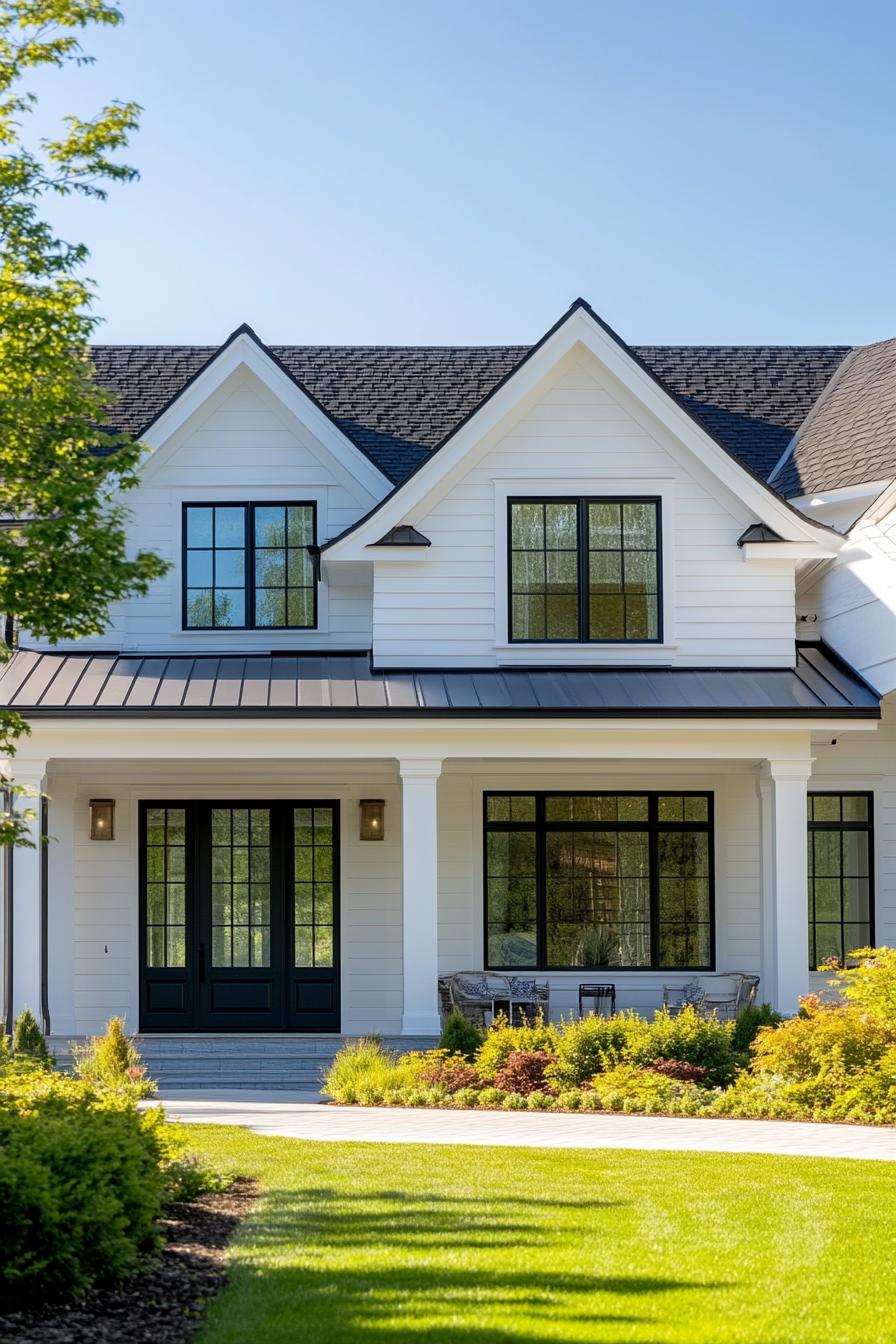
xmin=507 ymin=495 xmax=663 ymax=645
xmin=483 ymin=790 xmax=714 ymax=972
xmin=807 ymin=791 xmax=874 ymax=970
xmin=182 ymin=500 xmax=318 ymax=632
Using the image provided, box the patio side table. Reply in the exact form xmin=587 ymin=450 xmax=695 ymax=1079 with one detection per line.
xmin=578 ymin=983 xmax=616 ymax=1017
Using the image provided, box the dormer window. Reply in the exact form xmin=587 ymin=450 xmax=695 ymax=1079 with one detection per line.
xmin=508 ymin=497 xmax=661 ymax=643
xmin=183 ymin=502 xmax=317 ymax=630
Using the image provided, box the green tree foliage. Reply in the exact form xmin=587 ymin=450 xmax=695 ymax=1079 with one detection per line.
xmin=0 ymin=1 xmax=168 ymax=820
xmin=11 ymin=1005 xmax=50 ymax=1063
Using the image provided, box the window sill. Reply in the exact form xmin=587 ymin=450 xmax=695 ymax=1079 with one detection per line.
xmin=494 ymin=642 xmax=678 ymax=665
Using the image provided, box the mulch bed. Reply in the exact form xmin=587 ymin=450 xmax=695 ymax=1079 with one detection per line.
xmin=0 ymin=1178 xmax=258 ymax=1344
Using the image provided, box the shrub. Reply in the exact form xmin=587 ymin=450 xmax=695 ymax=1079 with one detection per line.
xmin=645 ymin=1058 xmax=710 ymax=1084
xmin=0 ymin=1072 xmax=164 ymax=1304
xmin=750 ymin=999 xmax=895 ymax=1083
xmin=731 ymin=1002 xmax=783 ymax=1055
xmin=419 ymin=1052 xmax=481 ymax=1094
xmin=438 ymin=1011 xmax=484 ymax=1060
xmin=474 ymin=1012 xmax=560 ymax=1081
xmin=826 ymin=946 xmax=896 ymax=1024
xmin=589 ymin=1063 xmax=712 ymax=1116
xmin=322 ymin=1037 xmax=429 ymax=1104
xmin=11 ymin=1007 xmax=51 ymax=1067
xmin=493 ymin=1049 xmax=554 ymax=1095
xmin=72 ymin=1017 xmax=155 ymax=1099
xmin=546 ymin=1011 xmax=649 ymax=1088
xmin=476 ymin=1086 xmax=508 ymax=1108
xmin=629 ymin=1006 xmax=736 ymax=1085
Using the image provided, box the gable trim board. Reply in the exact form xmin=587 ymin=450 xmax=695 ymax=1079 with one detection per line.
xmin=135 ymin=325 xmax=393 ymax=503
xmin=323 ymin=300 xmax=843 ymax=564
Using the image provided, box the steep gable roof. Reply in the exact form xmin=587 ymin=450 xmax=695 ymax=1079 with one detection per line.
xmin=90 ymin=335 xmax=849 ymax=487
xmin=771 ymin=338 xmax=896 ymax=499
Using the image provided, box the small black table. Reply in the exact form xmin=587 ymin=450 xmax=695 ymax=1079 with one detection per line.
xmin=578 ymin=983 xmax=617 ymax=1017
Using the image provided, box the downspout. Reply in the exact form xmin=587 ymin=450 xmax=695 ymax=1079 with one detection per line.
xmin=2 ymin=786 xmax=12 ymax=1038
xmin=40 ymin=795 xmax=50 ymax=1036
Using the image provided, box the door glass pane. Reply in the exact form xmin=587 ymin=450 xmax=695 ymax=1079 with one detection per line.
xmin=294 ymin=806 xmax=336 ymax=967
xmin=211 ymin=807 xmax=271 ymax=968
xmin=144 ymin=807 xmax=186 ymax=968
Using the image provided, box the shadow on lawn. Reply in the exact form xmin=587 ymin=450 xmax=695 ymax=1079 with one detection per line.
xmin=223 ymin=1186 xmax=732 ymax=1343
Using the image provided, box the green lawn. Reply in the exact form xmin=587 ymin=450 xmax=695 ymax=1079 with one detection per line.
xmin=192 ymin=1127 xmax=896 ymax=1344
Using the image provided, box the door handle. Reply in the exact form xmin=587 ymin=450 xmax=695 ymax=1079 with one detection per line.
xmin=198 ymin=942 xmax=206 ymax=982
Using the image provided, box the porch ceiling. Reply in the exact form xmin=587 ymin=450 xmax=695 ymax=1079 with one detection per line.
xmin=0 ymin=643 xmax=879 ymax=719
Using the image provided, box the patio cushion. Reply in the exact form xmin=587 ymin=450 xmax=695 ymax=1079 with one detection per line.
xmin=508 ymin=977 xmax=536 ymax=1000
xmin=454 ymin=975 xmax=490 ymax=999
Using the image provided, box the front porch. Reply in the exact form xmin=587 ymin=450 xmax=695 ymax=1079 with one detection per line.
xmin=4 ymin=712 xmax=862 ymax=1048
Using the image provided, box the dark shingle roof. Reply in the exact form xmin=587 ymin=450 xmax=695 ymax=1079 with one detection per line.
xmin=0 ymin=644 xmax=879 ymax=718
xmin=772 ymin=338 xmax=896 ymax=499
xmin=89 ymin=341 xmax=850 ymax=487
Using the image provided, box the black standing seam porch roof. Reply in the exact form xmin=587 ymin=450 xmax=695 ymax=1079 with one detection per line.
xmin=0 ymin=645 xmax=879 ymax=718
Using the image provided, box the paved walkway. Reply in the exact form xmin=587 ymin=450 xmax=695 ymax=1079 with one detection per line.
xmin=156 ymin=1090 xmax=896 ymax=1161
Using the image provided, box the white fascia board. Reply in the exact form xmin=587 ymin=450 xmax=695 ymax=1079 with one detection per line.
xmin=325 ymin=307 xmax=839 ymax=561
xmin=139 ymin=332 xmax=393 ymax=499
xmin=741 ymin=541 xmax=839 ymax=561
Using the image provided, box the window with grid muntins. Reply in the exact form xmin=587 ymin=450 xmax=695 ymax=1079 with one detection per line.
xmin=807 ymin=793 xmax=873 ymax=969
xmin=508 ymin=497 xmax=660 ymax=643
xmin=184 ymin=502 xmax=316 ymax=630
xmin=484 ymin=792 xmax=712 ymax=970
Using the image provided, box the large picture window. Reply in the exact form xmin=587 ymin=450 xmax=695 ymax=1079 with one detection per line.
xmin=508 ymin=497 xmax=661 ymax=643
xmin=808 ymin=793 xmax=873 ymax=969
xmin=484 ymin=792 xmax=712 ymax=970
xmin=183 ymin=502 xmax=316 ymax=630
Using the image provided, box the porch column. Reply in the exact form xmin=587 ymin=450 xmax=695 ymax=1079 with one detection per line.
xmin=759 ymin=758 xmax=813 ymax=1014
xmin=9 ymin=759 xmax=48 ymax=1028
xmin=399 ymin=758 xmax=442 ymax=1036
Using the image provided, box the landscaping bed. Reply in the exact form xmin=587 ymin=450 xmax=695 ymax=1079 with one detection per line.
xmin=0 ymin=1179 xmax=257 ymax=1344
xmin=323 ymin=948 xmax=896 ymax=1126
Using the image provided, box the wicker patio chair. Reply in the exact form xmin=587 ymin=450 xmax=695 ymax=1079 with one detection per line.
xmin=448 ymin=972 xmax=512 ymax=1027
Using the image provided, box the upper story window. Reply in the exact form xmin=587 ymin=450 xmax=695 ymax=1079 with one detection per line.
xmin=508 ymin=497 xmax=661 ymax=643
xmin=183 ymin=502 xmax=317 ymax=630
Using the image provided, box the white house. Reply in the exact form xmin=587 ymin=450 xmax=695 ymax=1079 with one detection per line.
xmin=1 ymin=299 xmax=892 ymax=1076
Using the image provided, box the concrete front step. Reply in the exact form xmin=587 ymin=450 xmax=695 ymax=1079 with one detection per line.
xmin=48 ymin=1033 xmax=438 ymax=1090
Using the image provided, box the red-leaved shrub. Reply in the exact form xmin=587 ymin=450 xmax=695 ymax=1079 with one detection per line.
xmin=644 ymin=1058 xmax=710 ymax=1084
xmin=420 ymin=1056 xmax=481 ymax=1094
xmin=493 ymin=1049 xmax=555 ymax=1095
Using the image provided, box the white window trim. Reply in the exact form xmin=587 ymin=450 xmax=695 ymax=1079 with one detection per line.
xmin=171 ymin=487 xmax=331 ymax=641
xmin=493 ymin=477 xmax=677 ymax=662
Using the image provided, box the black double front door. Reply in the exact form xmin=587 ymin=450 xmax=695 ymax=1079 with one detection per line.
xmin=140 ymin=800 xmax=339 ymax=1031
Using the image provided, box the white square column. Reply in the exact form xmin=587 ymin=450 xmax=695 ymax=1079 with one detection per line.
xmin=399 ymin=758 xmax=443 ymax=1037
xmin=759 ymin=757 xmax=813 ymax=1014
xmin=9 ymin=759 xmax=48 ymax=1026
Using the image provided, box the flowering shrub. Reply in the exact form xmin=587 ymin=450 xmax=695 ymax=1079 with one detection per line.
xmin=493 ymin=1049 xmax=554 ymax=1095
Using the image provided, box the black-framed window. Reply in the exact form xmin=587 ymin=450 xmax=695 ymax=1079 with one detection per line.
xmin=808 ymin=793 xmax=873 ymax=969
xmin=183 ymin=502 xmax=316 ymax=630
xmin=484 ymin=791 xmax=712 ymax=970
xmin=508 ymin=497 xmax=661 ymax=643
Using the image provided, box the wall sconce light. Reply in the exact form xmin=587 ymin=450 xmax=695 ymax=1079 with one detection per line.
xmin=89 ymin=798 xmax=115 ymax=841
xmin=359 ymin=799 xmax=385 ymax=841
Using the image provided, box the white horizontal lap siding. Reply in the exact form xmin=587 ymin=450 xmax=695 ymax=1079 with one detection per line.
xmin=371 ymin=353 xmax=795 ymax=668
xmin=808 ymin=696 xmax=896 ymax=987
xmin=50 ymin=768 xmax=404 ymax=1037
xmin=436 ymin=763 xmax=762 ymax=1020
xmin=27 ymin=369 xmax=381 ymax=654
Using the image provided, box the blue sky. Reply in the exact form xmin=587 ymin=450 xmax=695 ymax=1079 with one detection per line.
xmin=26 ymin=0 xmax=896 ymax=345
